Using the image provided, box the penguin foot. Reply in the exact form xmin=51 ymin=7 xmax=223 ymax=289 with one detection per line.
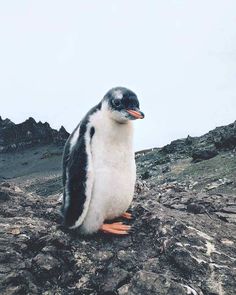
xmin=100 ymin=222 xmax=130 ymax=235
xmin=121 ymin=212 xmax=132 ymax=219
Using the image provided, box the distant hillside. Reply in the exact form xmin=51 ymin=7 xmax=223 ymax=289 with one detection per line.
xmin=0 ymin=116 xmax=69 ymax=153
xmin=136 ymin=120 xmax=236 ymax=162
xmin=0 ymin=118 xmax=235 ymax=181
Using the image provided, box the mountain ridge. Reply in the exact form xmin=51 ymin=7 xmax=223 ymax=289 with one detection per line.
xmin=1 ymin=115 xmax=236 ymax=156
xmin=0 ymin=116 xmax=69 ymax=153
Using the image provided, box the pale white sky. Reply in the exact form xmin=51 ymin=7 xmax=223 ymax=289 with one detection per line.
xmin=0 ymin=1 xmax=236 ymax=151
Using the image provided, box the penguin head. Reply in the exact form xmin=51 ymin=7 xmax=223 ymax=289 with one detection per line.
xmin=103 ymin=87 xmax=145 ymax=123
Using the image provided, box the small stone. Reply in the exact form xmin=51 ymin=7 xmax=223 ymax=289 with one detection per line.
xmin=118 ymin=283 xmax=130 ymax=295
xmin=170 ymin=204 xmax=186 ymax=210
xmin=10 ymin=228 xmax=21 ymax=235
xmin=187 ymin=203 xmax=206 ymax=214
xmin=221 ymin=239 xmax=234 ymax=246
xmin=167 ymin=247 xmax=208 ymax=276
xmin=117 ymin=250 xmax=136 ymax=270
xmin=135 ymin=180 xmax=148 ymax=193
xmin=215 ymin=212 xmax=236 ymax=224
xmin=162 ymin=166 xmax=171 ymax=173
xmin=33 ymin=253 xmax=60 ymax=272
xmin=222 ymin=206 xmax=236 ymax=214
xmin=0 ymin=190 xmax=10 ymax=202
xmin=2 ymin=285 xmax=25 ymax=295
xmin=92 ymin=250 xmax=114 ymax=262
xmin=129 ymin=271 xmax=187 ymax=295
xmin=143 ymin=258 xmax=160 ymax=272
xmin=102 ymin=267 xmax=129 ymax=293
xmin=141 ymin=171 xmax=151 ymax=180
xmin=1 ymin=182 xmax=11 ymax=188
xmin=41 ymin=246 xmax=58 ymax=253
xmin=76 ymin=274 xmax=90 ymax=289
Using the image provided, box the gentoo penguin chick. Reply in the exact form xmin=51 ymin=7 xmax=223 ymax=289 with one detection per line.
xmin=61 ymin=87 xmax=144 ymax=235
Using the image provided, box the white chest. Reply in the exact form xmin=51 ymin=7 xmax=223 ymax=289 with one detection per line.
xmin=90 ymin=115 xmax=136 ymax=219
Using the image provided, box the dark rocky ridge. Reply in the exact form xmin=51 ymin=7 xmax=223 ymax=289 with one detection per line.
xmin=0 ymin=116 xmax=69 ymax=153
xmin=0 ymin=119 xmax=236 ymax=295
xmin=136 ymin=120 xmax=236 ymax=161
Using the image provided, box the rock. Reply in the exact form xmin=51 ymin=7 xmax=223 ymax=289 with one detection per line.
xmin=101 ymin=267 xmax=129 ymax=294
xmin=1 ymin=182 xmax=11 ymax=188
xmin=192 ymin=146 xmax=218 ymax=162
xmin=187 ymin=203 xmax=206 ymax=214
xmin=167 ymin=247 xmax=208 ymax=277
xmin=135 ymin=180 xmax=148 ymax=194
xmin=117 ymin=283 xmax=130 ymax=295
xmin=33 ymin=254 xmax=60 ymax=272
xmin=127 ymin=271 xmax=187 ymax=295
xmin=143 ymin=258 xmax=160 ymax=272
xmin=92 ymin=251 xmax=114 ymax=262
xmin=205 ymin=178 xmax=233 ymax=191
xmin=162 ymin=165 xmax=171 ymax=173
xmin=141 ymin=170 xmax=151 ymax=180
xmin=117 ymin=250 xmax=137 ymax=270
xmin=0 ymin=190 xmax=10 ymax=202
xmin=213 ymin=121 xmax=236 ymax=150
xmin=222 ymin=205 xmax=236 ymax=214
xmin=215 ymin=212 xmax=236 ymax=224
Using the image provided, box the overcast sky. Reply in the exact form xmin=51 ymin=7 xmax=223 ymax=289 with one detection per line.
xmin=0 ymin=1 xmax=236 ymax=151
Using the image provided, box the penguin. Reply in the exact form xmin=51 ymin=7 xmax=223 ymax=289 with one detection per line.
xmin=61 ymin=87 xmax=144 ymax=235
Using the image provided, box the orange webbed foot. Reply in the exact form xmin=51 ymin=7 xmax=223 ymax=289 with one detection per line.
xmin=100 ymin=222 xmax=131 ymax=235
xmin=121 ymin=212 xmax=132 ymax=220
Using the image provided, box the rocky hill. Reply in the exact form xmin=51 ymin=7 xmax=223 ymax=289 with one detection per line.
xmin=0 ymin=116 xmax=69 ymax=153
xmin=0 ymin=119 xmax=236 ymax=295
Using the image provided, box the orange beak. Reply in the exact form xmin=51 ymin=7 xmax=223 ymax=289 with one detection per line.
xmin=126 ymin=109 xmax=145 ymax=119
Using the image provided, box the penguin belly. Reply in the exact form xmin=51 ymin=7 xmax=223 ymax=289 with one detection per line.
xmin=80 ymin=124 xmax=136 ymax=234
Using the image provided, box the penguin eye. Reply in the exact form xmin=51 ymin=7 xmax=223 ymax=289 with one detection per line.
xmin=113 ymin=99 xmax=121 ymax=108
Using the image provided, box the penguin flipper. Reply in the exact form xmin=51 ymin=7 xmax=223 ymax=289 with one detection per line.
xmin=62 ymin=125 xmax=94 ymax=229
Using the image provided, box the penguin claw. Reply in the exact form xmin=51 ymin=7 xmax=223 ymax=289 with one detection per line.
xmin=100 ymin=222 xmax=131 ymax=235
xmin=121 ymin=212 xmax=132 ymax=220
